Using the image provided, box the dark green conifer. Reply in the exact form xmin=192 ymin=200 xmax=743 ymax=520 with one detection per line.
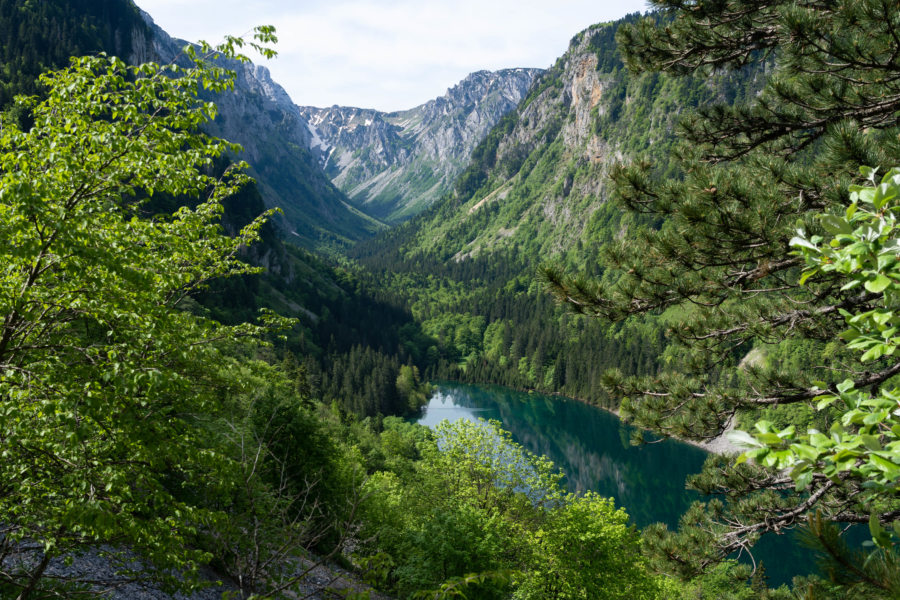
xmin=544 ymin=0 xmax=900 ymax=573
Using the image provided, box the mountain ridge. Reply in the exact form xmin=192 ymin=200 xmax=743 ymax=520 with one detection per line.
xmin=377 ymin=14 xmax=765 ymax=267
xmin=300 ymin=67 xmax=543 ymax=222
xmin=135 ymin=9 xmax=386 ymax=250
xmin=349 ymin=13 xmax=766 ymax=415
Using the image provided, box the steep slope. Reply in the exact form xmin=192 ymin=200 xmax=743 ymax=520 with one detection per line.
xmin=0 ymin=0 xmax=381 ymax=250
xmin=128 ymin=12 xmax=438 ymax=418
xmin=0 ymin=0 xmax=428 ymax=416
xmin=136 ymin=12 xmax=383 ymax=249
xmin=0 ymin=0 xmax=148 ymax=106
xmin=351 ymin=13 xmax=765 ymax=404
xmin=300 ymin=68 xmax=542 ymax=222
xmin=375 ymin=14 xmax=763 ymax=267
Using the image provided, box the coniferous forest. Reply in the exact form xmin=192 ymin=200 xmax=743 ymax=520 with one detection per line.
xmin=2 ymin=1 xmax=900 ymax=599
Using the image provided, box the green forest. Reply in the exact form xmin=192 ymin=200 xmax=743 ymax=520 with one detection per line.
xmin=2 ymin=0 xmax=900 ymax=599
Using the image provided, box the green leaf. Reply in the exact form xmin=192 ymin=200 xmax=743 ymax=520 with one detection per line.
xmin=727 ymin=430 xmax=763 ymax=449
xmin=873 ymin=311 xmax=894 ymax=326
xmin=860 ymin=166 xmax=878 ymax=181
xmin=870 ymin=513 xmax=893 ymax=549
xmin=793 ymin=469 xmax=813 ymax=491
xmin=789 ymin=236 xmax=820 ymax=252
xmin=865 ymin=274 xmax=893 ymax=293
xmin=869 ymin=454 xmax=900 ymax=477
xmin=777 ymin=425 xmax=796 ymax=439
xmin=821 ymin=215 xmax=853 ymax=235
xmin=816 ymin=395 xmax=838 ymax=410
xmin=861 ymin=344 xmax=886 ymax=362
xmin=810 ymin=432 xmax=832 ymax=448
xmin=861 ymin=435 xmax=882 ymax=452
xmin=870 ymin=513 xmax=886 ymax=538
xmin=791 ymin=443 xmax=821 ymax=461
xmin=756 ymin=432 xmax=785 ymax=446
xmin=798 ymin=269 xmax=820 ymax=286
xmin=837 ymin=379 xmax=856 ymax=394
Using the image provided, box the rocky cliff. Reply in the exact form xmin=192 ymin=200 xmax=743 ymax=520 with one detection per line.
xmin=136 ymin=12 xmax=384 ymax=250
xmin=300 ymin=68 xmax=542 ymax=222
xmin=380 ymin=14 xmax=765 ymax=264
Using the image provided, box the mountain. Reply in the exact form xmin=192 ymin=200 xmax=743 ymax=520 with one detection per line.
xmin=369 ymin=14 xmax=764 ymax=267
xmin=134 ymin=12 xmax=384 ymax=250
xmin=0 ymin=0 xmax=439 ymax=414
xmin=0 ymin=0 xmax=149 ymax=106
xmin=351 ymin=13 xmax=765 ymax=404
xmin=300 ymin=68 xmax=542 ymax=223
xmin=0 ymin=0 xmax=382 ymax=251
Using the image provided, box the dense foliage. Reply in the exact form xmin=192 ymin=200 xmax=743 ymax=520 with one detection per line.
xmin=0 ymin=19 xmax=683 ymax=599
xmin=356 ymin=418 xmax=662 ymax=599
xmin=350 ymin=13 xmax=765 ymax=415
xmin=543 ymin=0 xmax=900 ymax=593
xmin=0 ymin=31 xmax=290 ymax=597
xmin=9 ymin=1 xmax=900 ymax=597
xmin=734 ymin=169 xmax=900 ymax=596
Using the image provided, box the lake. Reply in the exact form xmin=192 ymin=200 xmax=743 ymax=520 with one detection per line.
xmin=418 ymin=381 xmax=813 ymax=587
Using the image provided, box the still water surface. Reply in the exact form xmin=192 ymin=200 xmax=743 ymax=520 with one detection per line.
xmin=418 ymin=381 xmax=811 ymax=587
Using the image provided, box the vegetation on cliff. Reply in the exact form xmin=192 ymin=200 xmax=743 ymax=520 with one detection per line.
xmin=543 ymin=1 xmax=900 ymax=596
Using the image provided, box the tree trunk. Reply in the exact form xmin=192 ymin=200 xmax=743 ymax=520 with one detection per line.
xmin=16 ymin=551 xmax=52 ymax=600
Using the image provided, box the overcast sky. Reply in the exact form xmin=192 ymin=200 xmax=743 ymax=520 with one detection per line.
xmin=134 ymin=1 xmax=648 ymax=112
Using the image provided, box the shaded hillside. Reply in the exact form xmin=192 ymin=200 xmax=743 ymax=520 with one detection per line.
xmin=138 ymin=11 xmax=384 ymax=250
xmin=0 ymin=0 xmax=428 ymax=419
xmin=0 ymin=0 xmax=383 ymax=250
xmin=0 ymin=0 xmax=147 ymax=106
xmin=300 ymin=68 xmax=541 ymax=223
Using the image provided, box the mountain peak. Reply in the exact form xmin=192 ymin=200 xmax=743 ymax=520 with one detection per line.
xmin=300 ymin=67 xmax=543 ymax=222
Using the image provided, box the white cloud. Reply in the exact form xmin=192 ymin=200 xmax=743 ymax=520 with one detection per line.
xmin=134 ymin=0 xmax=647 ymax=111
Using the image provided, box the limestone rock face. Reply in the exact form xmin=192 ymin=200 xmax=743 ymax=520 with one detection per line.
xmin=300 ymin=68 xmax=542 ymax=222
xmin=134 ymin=11 xmax=381 ymax=248
xmin=390 ymin=14 xmax=766 ymax=265
xmin=388 ymin=24 xmax=628 ymax=259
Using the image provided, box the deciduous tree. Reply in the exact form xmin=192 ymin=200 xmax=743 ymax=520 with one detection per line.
xmin=0 ymin=28 xmax=283 ymax=598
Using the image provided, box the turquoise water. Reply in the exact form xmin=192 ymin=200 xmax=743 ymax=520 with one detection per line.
xmin=418 ymin=381 xmax=812 ymax=587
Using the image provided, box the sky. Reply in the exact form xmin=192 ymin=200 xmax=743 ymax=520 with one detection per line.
xmin=133 ymin=0 xmax=648 ymax=112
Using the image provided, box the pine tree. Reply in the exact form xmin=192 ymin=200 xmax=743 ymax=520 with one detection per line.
xmin=544 ymin=0 xmax=900 ymax=577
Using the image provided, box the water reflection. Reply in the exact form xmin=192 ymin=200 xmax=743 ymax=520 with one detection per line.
xmin=417 ymin=382 xmax=810 ymax=587
xmin=419 ymin=382 xmax=707 ymax=528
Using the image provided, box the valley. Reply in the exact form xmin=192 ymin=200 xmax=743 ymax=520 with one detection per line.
xmin=1 ymin=1 xmax=898 ymax=599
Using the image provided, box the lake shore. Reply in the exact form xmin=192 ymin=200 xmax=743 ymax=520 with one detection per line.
xmin=459 ymin=382 xmax=743 ymax=456
xmin=598 ymin=402 xmax=741 ymax=456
